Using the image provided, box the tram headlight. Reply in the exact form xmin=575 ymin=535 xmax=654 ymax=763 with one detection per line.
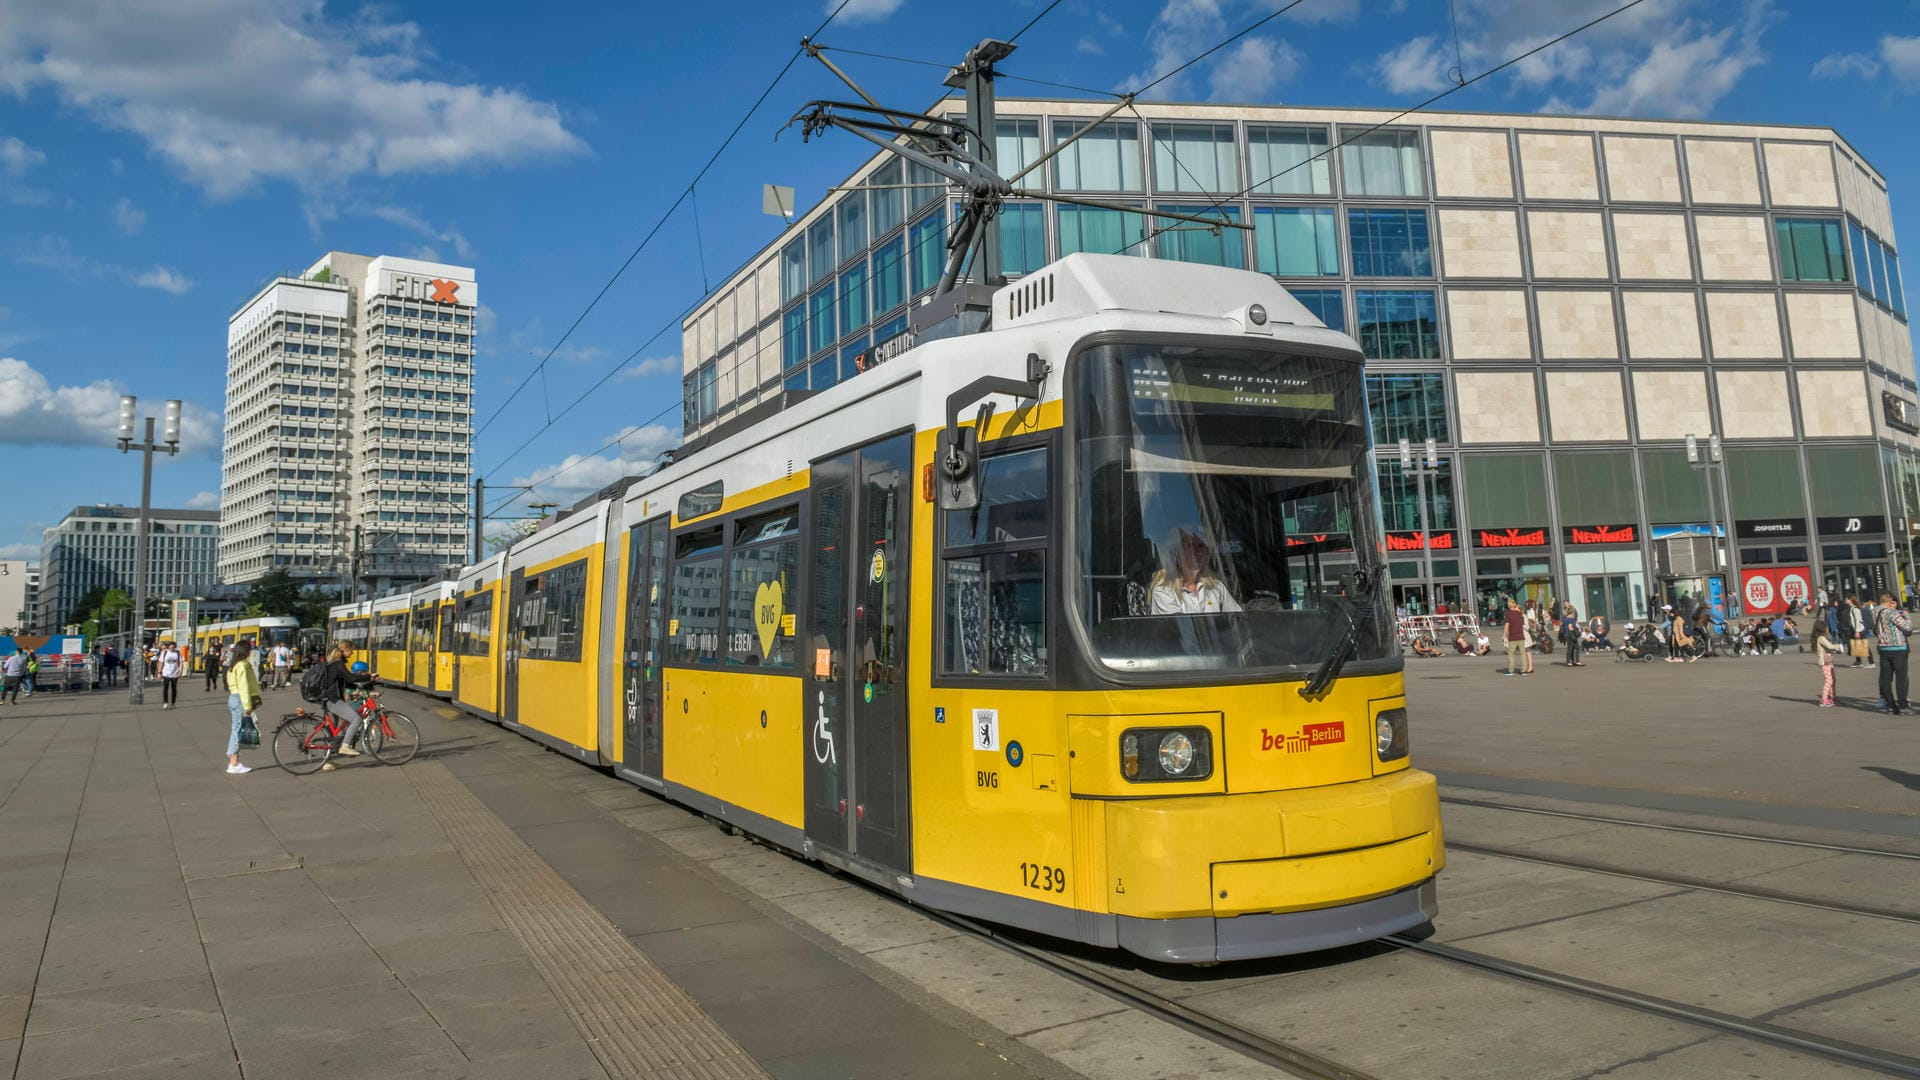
xmin=1119 ymin=726 xmax=1212 ymax=782
xmin=1376 ymin=707 xmax=1409 ymax=762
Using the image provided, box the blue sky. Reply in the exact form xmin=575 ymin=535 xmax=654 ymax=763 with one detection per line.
xmin=0 ymin=0 xmax=1916 ymax=561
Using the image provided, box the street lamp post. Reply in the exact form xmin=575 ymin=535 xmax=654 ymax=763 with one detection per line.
xmin=1398 ymin=437 xmax=1442 ymax=614
xmin=1685 ymin=432 xmax=1725 ymax=625
xmin=117 ymin=395 xmax=182 ymax=705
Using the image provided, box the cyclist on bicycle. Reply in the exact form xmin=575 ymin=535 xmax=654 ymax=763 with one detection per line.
xmin=316 ymin=641 xmax=376 ymax=763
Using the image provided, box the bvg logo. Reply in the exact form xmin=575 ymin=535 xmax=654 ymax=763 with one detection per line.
xmin=429 ymin=279 xmax=459 ymax=303
xmin=1259 ymin=721 xmax=1345 ymax=753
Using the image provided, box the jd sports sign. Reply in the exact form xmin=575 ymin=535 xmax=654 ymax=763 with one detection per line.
xmin=1816 ymin=516 xmax=1886 ymax=536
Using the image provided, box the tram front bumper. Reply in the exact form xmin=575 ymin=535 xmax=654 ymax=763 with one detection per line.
xmin=1103 ymin=767 xmax=1443 ymax=921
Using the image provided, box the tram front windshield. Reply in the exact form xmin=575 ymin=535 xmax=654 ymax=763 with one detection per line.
xmin=1075 ymin=341 xmax=1393 ymax=676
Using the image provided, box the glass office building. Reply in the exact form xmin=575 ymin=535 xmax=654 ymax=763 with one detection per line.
xmin=681 ymin=100 xmax=1914 ymax=622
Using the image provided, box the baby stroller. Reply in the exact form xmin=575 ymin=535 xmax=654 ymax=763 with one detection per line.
xmin=1616 ymin=623 xmax=1659 ymax=662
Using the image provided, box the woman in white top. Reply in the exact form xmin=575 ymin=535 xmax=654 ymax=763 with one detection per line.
xmin=158 ymin=642 xmax=184 ymax=709
xmin=1149 ymin=527 xmax=1242 ymax=615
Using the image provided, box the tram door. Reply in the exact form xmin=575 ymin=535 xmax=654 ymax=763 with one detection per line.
xmin=504 ymin=568 xmax=524 ymax=726
xmin=439 ymin=604 xmax=456 ymax=695
xmin=804 ymin=434 xmax=913 ymax=874
xmin=404 ymin=611 xmax=417 ymax=686
xmin=621 ymin=517 xmax=669 ymax=780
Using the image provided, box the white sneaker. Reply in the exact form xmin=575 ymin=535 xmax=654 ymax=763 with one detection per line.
xmin=225 ymin=763 xmax=251 ymax=775
xmin=336 ymin=744 xmax=361 ymax=757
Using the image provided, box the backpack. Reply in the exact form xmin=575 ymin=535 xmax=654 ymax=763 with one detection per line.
xmin=299 ymin=663 xmax=329 ymax=704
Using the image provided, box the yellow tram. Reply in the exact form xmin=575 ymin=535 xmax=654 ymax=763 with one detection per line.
xmin=353 ymin=254 xmax=1443 ymax=962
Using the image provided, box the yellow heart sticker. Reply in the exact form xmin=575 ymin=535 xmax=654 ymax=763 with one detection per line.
xmin=753 ymin=579 xmax=784 ymax=659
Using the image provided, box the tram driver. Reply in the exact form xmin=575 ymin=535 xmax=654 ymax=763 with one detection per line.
xmin=1149 ymin=526 xmax=1242 ymax=615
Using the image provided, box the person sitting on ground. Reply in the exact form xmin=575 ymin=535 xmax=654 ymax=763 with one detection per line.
xmin=1474 ymin=631 xmax=1491 ymax=656
xmin=1588 ymin=614 xmax=1613 ymax=650
xmin=1411 ymin=633 xmax=1441 ymax=658
xmin=1774 ymin=615 xmax=1799 ymax=653
xmin=1453 ymin=630 xmax=1474 ymax=655
xmin=1755 ymin=618 xmax=1779 ymax=655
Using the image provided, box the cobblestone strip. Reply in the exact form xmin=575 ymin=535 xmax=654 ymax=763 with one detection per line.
xmin=409 ymin=761 xmax=768 ymax=1080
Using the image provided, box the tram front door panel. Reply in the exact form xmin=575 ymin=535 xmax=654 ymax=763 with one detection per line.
xmin=621 ymin=517 xmax=668 ymax=781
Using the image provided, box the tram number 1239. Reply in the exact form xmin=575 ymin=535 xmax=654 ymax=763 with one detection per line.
xmin=1020 ymin=862 xmax=1067 ymax=893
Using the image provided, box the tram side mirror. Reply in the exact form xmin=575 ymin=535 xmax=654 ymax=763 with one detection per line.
xmin=938 ymin=402 xmax=994 ymax=511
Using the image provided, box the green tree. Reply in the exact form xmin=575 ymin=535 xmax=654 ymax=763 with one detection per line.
xmin=66 ymin=586 xmax=109 ymax=628
xmin=484 ymin=519 xmax=538 ymax=555
xmin=295 ymin=587 xmax=341 ymax=631
xmin=247 ymin=569 xmax=301 ymax=617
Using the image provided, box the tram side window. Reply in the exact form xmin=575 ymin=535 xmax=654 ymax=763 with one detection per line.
xmin=411 ymin=605 xmax=436 ymax=651
xmin=726 ymin=506 xmax=800 ymax=670
xmin=438 ymin=604 xmax=456 ymax=653
xmin=521 ymin=561 xmax=587 ymax=662
xmin=941 ymin=446 xmax=1050 ymax=676
xmin=458 ymin=592 xmax=494 ymax=656
xmin=669 ymin=525 xmax=725 ymax=665
xmin=374 ymin=614 xmax=407 ymax=651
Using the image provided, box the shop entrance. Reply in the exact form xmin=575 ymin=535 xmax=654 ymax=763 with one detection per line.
xmin=1824 ymin=562 xmax=1889 ymax=603
xmin=1582 ymin=575 xmax=1638 ymax=623
xmin=1473 ymin=556 xmax=1553 ymax=626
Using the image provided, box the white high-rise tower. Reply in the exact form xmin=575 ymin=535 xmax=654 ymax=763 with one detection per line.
xmin=222 ymin=252 xmax=477 ymax=594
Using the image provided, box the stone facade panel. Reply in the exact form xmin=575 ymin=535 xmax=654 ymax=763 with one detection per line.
xmin=1631 ymin=369 xmax=1711 ymax=440
xmin=1430 ymin=129 xmax=1514 ymax=199
xmin=1602 ymin=135 xmax=1683 ymax=203
xmin=1797 ymin=369 xmax=1873 ymax=437
xmin=1438 ymin=208 xmax=1523 ymax=278
xmin=1784 ymin=291 xmax=1862 ymax=358
xmin=1694 ymin=215 xmax=1774 ymax=282
xmin=1611 ymin=212 xmax=1693 ymax=281
xmin=1456 ymin=371 xmax=1541 ymax=444
xmin=1528 ymin=210 xmax=1609 ymax=278
xmin=1705 ymin=291 xmax=1784 ymax=359
xmin=1536 ymin=290 xmax=1619 ymax=359
xmin=1684 ymin=139 xmax=1763 ymax=205
xmin=1518 ymin=132 xmax=1600 ymax=201
xmin=1622 ymin=290 xmax=1703 ymax=359
xmin=1446 ymin=288 xmax=1533 ymax=359
xmin=1763 ymin=142 xmax=1840 ymax=208
xmin=1715 ymin=370 xmax=1793 ymax=438
xmin=1546 ymin=371 xmax=1627 ymax=441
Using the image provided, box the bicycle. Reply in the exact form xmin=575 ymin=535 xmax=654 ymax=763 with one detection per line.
xmin=271 ymin=689 xmax=420 ymax=774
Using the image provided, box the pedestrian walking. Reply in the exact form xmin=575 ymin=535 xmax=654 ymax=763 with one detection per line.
xmin=3 ymin=649 xmax=26 ymax=704
xmin=1873 ymin=593 xmax=1911 ymax=715
xmin=223 ymin=641 xmax=260 ymax=775
xmin=22 ymin=652 xmax=38 ymax=696
xmin=1502 ymin=599 xmax=1531 ymax=676
xmin=157 ymin=641 xmax=183 ymax=708
xmin=271 ymin=642 xmax=293 ymax=689
xmin=1848 ymin=597 xmax=1874 ymax=668
xmin=1814 ymin=621 xmax=1842 ymax=707
xmin=203 ymin=644 xmax=221 ymax=691
xmin=1561 ymin=603 xmax=1585 ymax=667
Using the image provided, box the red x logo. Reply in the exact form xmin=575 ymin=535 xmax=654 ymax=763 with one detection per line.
xmin=429 ymin=278 xmax=459 ymax=303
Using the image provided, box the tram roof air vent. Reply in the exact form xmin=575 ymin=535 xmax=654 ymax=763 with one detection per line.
xmin=993 ymin=253 xmax=1327 ymax=332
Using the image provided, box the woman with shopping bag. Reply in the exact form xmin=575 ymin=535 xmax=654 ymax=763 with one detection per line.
xmin=223 ymin=641 xmax=262 ymax=776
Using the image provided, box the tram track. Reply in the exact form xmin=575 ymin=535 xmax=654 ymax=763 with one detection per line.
xmin=1445 ymin=839 xmax=1920 ymax=925
xmin=917 ymin=907 xmax=1379 ymax=1080
xmin=1383 ymin=934 xmax=1920 ymax=1078
xmin=1439 ymin=794 xmax=1920 ymax=861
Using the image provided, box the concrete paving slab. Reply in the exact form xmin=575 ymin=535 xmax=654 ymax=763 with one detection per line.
xmin=1591 ymin=1033 xmax=1887 ymax=1079
xmin=701 ymin=976 xmax=938 ymax=1060
xmin=663 ymin=942 xmax=867 ymax=1008
xmin=863 ymin=935 xmax=1127 ymax=1037
xmin=417 ymin=994 xmax=585 ymax=1060
xmin=1425 ymin=849 xmax=1681 ymax=943
xmin=383 ymin=1037 xmax=611 ymax=1080
xmin=1018 ymin=1008 xmax=1286 ymax=1080
xmin=13 ymin=1010 xmax=233 ymax=1079
xmin=23 ymin=971 xmax=220 ymax=1037
xmin=762 ymin=1020 xmax=1039 ymax=1080
xmin=368 ymin=927 xmax=528 ymax=981
xmin=1767 ymin=968 xmax=1920 ymax=1055
xmin=704 ymin=848 xmax=858 ymax=900
xmin=770 ymin=886 xmax=964 ymax=955
xmin=403 ymin=957 xmax=560 ymax=1009
xmin=208 ymin=945 xmax=396 ymax=1003
xmin=341 ymin=883 xmax=509 ymax=948
xmin=302 ymin=849 xmax=477 ymax=901
xmin=233 ymin=1014 xmax=461 ymax=1080
xmin=629 ymin=915 xmax=808 ymax=968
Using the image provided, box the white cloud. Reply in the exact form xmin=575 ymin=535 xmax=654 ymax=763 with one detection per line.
xmin=1207 ymin=37 xmax=1300 ymax=102
xmin=0 ymin=135 xmax=44 ymax=175
xmin=613 ymin=356 xmax=680 ymax=382
xmin=10 ymin=234 xmax=194 ymax=294
xmin=1884 ymin=34 xmax=1920 ymax=87
xmin=508 ymin=424 xmax=682 ymax=505
xmin=363 ymin=204 xmax=474 ymax=261
xmin=0 ymin=541 xmax=39 ymax=560
xmin=831 ymin=0 xmax=905 ymax=22
xmin=0 ymin=0 xmax=587 ymax=199
xmin=1124 ymin=0 xmax=1230 ymax=98
xmin=551 ymin=343 xmax=607 ymax=366
xmin=0 ymin=355 xmax=219 ymax=451
xmin=1374 ymin=34 xmax=1454 ymax=95
xmin=186 ymin=490 xmax=219 ymax=510
xmin=1077 ymin=37 xmax=1106 ymax=56
xmin=134 ymin=266 xmax=192 ymax=294
xmin=1375 ymin=0 xmax=1774 ymax=120
xmin=1811 ymin=52 xmax=1880 ymax=81
xmin=111 ymin=196 xmax=145 ymax=234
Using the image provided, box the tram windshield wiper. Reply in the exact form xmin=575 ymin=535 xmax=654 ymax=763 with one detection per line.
xmin=1299 ymin=568 xmax=1376 ymax=699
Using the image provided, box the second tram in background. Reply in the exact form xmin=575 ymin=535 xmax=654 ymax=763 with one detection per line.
xmin=335 ymin=254 xmax=1443 ymax=963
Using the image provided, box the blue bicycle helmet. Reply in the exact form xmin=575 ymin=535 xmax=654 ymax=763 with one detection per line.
xmin=350 ymin=661 xmax=370 ymax=673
